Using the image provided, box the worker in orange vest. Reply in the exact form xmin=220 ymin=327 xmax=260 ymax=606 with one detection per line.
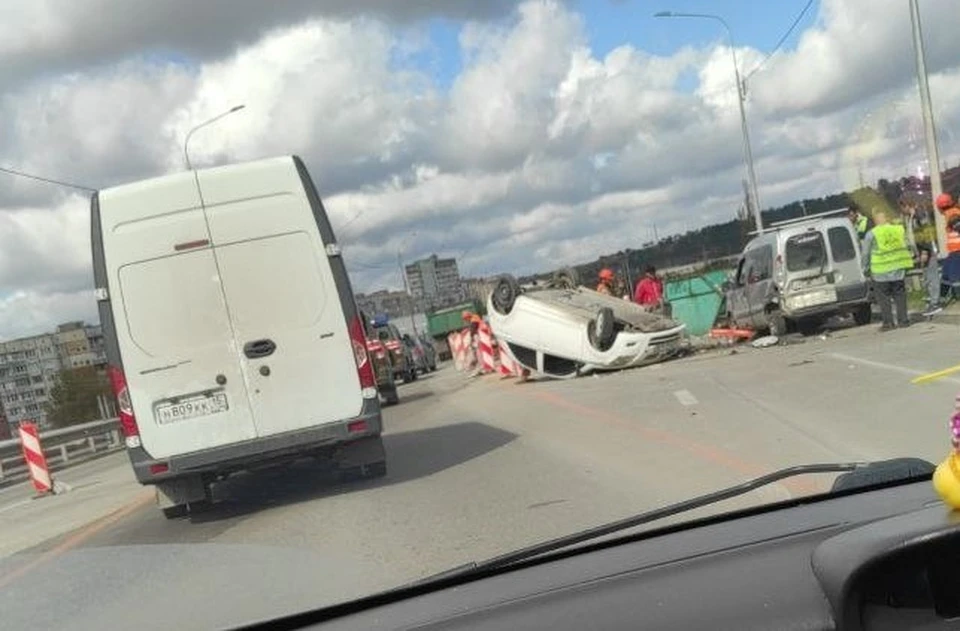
xmin=936 ymin=193 xmax=960 ymax=292
xmin=596 ymin=268 xmax=615 ymax=295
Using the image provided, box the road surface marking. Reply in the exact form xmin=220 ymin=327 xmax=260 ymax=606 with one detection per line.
xmin=673 ymin=389 xmax=698 ymax=406
xmin=0 ymin=489 xmax=153 ymax=589
xmin=912 ymin=362 xmax=960 ymax=385
xmin=0 ymin=498 xmax=33 ymax=516
xmin=510 ymin=384 xmax=820 ymax=497
xmin=829 ymin=352 xmax=960 ymax=385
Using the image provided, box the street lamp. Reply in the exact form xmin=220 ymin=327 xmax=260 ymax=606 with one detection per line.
xmin=655 ymin=11 xmax=763 ymax=234
xmin=908 ymin=0 xmax=948 ymax=257
xmin=183 ymin=104 xmax=246 ymax=171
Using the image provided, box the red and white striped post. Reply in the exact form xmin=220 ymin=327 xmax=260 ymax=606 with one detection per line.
xmin=477 ymin=321 xmax=496 ymax=374
xmin=18 ymin=422 xmax=53 ymax=496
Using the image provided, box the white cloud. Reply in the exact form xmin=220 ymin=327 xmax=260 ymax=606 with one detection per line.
xmin=1 ymin=0 xmax=960 ymax=336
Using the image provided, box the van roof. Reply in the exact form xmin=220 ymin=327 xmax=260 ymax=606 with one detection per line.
xmin=743 ymin=215 xmax=852 ymax=251
xmin=98 ymin=155 xmax=297 ymax=200
xmin=746 ymin=208 xmax=850 ymax=237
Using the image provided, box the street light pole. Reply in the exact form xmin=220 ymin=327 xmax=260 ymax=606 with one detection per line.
xmin=655 ymin=11 xmax=763 ymax=234
xmin=183 ymin=105 xmax=246 ymax=171
xmin=908 ymin=0 xmax=948 ymax=257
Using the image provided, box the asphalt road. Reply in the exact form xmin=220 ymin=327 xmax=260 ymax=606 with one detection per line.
xmin=1 ymin=319 xmax=958 ymax=629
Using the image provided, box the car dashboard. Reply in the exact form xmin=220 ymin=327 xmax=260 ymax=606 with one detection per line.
xmin=254 ymin=479 xmax=960 ymax=631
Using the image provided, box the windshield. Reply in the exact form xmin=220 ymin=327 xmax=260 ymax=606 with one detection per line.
xmin=785 ymin=232 xmax=828 ymax=272
xmin=1 ymin=1 xmax=958 ymax=629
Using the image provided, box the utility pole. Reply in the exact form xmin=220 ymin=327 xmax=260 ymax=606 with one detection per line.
xmin=909 ymin=0 xmax=948 ymax=257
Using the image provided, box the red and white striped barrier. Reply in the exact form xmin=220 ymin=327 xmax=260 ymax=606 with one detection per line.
xmin=477 ymin=322 xmax=496 ymax=374
xmin=460 ymin=328 xmax=476 ymax=371
xmin=448 ymin=332 xmax=464 ymax=371
xmin=18 ymin=421 xmax=53 ymax=495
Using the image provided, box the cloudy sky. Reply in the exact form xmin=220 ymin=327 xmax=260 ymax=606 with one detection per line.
xmin=1 ymin=0 xmax=959 ymax=339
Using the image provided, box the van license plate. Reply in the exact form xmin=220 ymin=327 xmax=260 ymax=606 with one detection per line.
xmin=156 ymin=393 xmax=229 ymax=425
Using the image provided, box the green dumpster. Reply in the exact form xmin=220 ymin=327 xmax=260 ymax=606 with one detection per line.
xmin=665 ymin=270 xmax=731 ymax=336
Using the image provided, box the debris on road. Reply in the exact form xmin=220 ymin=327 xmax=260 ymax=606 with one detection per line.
xmin=751 ymin=335 xmax=779 ymax=348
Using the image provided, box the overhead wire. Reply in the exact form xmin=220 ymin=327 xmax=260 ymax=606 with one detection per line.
xmin=743 ymin=0 xmax=815 ymax=82
xmin=0 ymin=165 xmax=97 ymax=193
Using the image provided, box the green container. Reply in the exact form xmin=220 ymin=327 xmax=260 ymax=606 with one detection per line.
xmin=426 ymin=301 xmax=481 ymax=338
xmin=664 ymin=270 xmax=731 ymax=336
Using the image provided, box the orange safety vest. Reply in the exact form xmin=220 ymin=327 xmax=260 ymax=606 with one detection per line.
xmin=945 ymin=208 xmax=960 ymax=253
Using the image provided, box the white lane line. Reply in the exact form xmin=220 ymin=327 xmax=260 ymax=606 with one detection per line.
xmin=673 ymin=389 xmax=698 ymax=406
xmin=0 ymin=498 xmax=34 ymax=516
xmin=828 ymin=352 xmax=960 ymax=385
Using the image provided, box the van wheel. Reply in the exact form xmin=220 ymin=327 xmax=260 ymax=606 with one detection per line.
xmin=768 ymin=311 xmax=789 ymax=337
xmin=853 ymin=303 xmax=873 ymax=326
xmin=338 ymin=461 xmax=387 ymax=482
xmin=162 ymin=505 xmax=188 ymax=520
xmin=383 ymin=386 xmax=400 ymax=405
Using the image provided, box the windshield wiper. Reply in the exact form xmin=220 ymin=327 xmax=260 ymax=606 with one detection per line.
xmin=411 ymin=461 xmax=899 ymax=587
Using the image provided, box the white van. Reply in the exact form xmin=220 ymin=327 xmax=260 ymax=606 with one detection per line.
xmin=724 ymin=212 xmax=873 ymax=335
xmin=91 ymin=156 xmax=386 ymax=518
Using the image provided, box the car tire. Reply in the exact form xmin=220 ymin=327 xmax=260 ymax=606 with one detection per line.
xmin=853 ymin=302 xmax=872 ymax=326
xmin=492 ymin=275 xmax=521 ymax=315
xmin=552 ymin=267 xmax=580 ymax=290
xmin=589 ymin=307 xmax=616 ymax=351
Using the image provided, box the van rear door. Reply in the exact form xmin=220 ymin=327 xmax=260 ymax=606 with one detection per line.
xmin=98 ymin=175 xmax=259 ymax=459
xmin=196 ymin=158 xmax=362 ymax=437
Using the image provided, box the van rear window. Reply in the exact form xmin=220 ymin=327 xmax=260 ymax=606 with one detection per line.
xmin=827 ymin=226 xmax=857 ymax=262
xmin=785 ymin=232 xmax=827 ymax=271
xmin=119 ymin=250 xmax=234 ymax=356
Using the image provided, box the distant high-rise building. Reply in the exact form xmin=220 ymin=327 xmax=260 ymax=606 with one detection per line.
xmin=404 ymin=255 xmax=464 ymax=308
xmin=0 ymin=322 xmax=107 ymax=431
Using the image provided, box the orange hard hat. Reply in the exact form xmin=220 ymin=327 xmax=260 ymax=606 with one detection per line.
xmin=936 ymin=193 xmax=954 ymax=211
xmin=599 ymin=268 xmax=615 ymax=281
xmin=462 ymin=310 xmax=474 ymax=321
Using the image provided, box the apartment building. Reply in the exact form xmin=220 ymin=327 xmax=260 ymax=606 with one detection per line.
xmin=0 ymin=322 xmax=107 ymax=431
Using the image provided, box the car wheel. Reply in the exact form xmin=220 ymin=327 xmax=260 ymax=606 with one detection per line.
xmin=853 ymin=302 xmax=873 ymax=326
xmin=552 ymin=267 xmax=580 ymax=290
xmin=492 ymin=274 xmax=521 ymax=315
xmin=588 ymin=307 xmax=616 ymax=351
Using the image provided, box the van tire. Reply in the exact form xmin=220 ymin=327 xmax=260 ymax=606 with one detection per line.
xmin=383 ymin=385 xmax=400 ymax=406
xmin=338 ymin=460 xmax=387 ymax=482
xmin=768 ymin=311 xmax=789 ymax=337
xmin=162 ymin=505 xmax=188 ymax=519
xmin=853 ymin=303 xmax=873 ymax=326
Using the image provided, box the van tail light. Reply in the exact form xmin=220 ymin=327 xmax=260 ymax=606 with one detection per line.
xmin=348 ymin=316 xmax=378 ymax=395
xmin=107 ymin=365 xmax=141 ymax=448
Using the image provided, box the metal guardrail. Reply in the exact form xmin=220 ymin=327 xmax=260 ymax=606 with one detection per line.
xmin=0 ymin=418 xmax=123 ymax=486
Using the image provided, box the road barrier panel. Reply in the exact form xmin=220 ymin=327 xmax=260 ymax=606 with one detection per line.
xmin=19 ymin=421 xmax=54 ymax=496
xmin=477 ymin=322 xmax=496 ymax=374
xmin=0 ymin=418 xmax=122 ymax=489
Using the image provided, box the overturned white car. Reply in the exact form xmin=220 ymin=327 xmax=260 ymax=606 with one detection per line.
xmin=487 ymin=270 xmax=687 ymax=379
